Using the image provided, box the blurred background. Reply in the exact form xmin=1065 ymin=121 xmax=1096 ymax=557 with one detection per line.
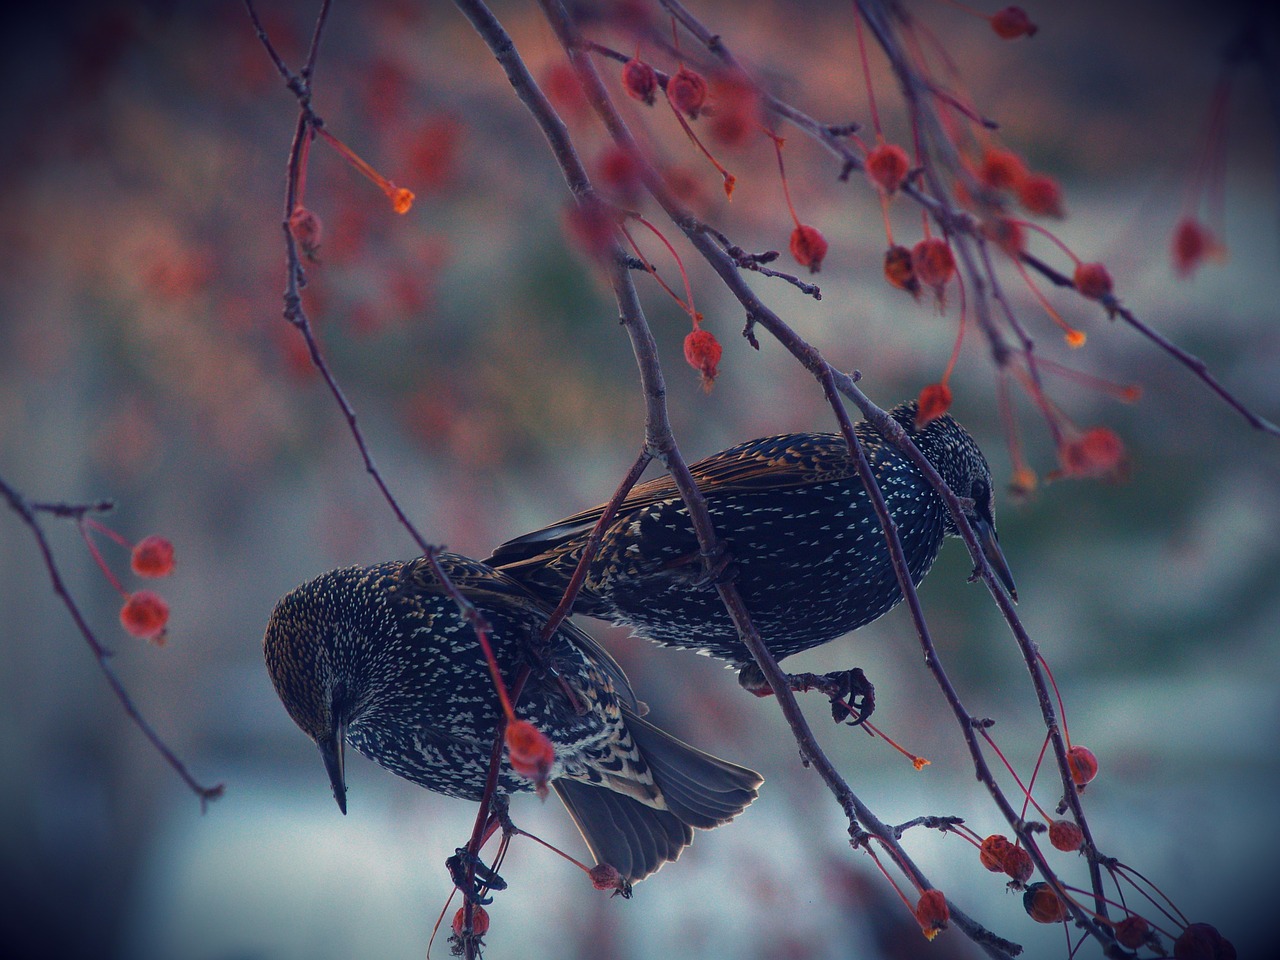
xmin=2 ymin=1 xmax=1278 ymax=957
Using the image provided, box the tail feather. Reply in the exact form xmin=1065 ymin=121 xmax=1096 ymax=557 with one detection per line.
xmin=623 ymin=707 xmax=762 ymax=830
xmin=553 ymin=779 xmax=691 ymax=882
xmin=553 ymin=708 xmax=762 ymax=881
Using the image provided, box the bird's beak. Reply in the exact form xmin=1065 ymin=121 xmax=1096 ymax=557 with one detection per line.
xmin=973 ymin=517 xmax=1018 ymax=603
xmin=319 ymin=722 xmax=348 ymax=815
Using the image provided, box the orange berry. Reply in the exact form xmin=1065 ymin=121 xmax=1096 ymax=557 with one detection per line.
xmin=1115 ymin=915 xmax=1151 ymax=950
xmin=1022 ymin=882 xmax=1067 ymax=924
xmin=1073 ymin=262 xmax=1113 ymax=300
xmin=131 ymin=535 xmax=176 ymax=578
xmin=916 ymin=383 xmax=953 ymax=428
xmin=979 ymin=834 xmax=1014 ymax=872
xmin=1048 ymin=819 xmax=1084 ymax=852
xmin=668 ymin=66 xmax=707 ymax=119
xmin=883 ymin=244 xmax=920 ymax=295
xmin=978 ymin=148 xmax=1028 ymax=192
xmin=1067 ymin=744 xmax=1099 ymax=786
xmin=789 ymin=224 xmax=828 ymax=273
xmin=621 ymin=57 xmax=657 ymax=106
xmin=120 ymin=590 xmax=170 ymax=643
xmin=991 ymin=6 xmax=1038 ymax=40
xmin=505 ymin=719 xmax=555 ymax=792
xmin=866 ymin=142 xmax=910 ymax=194
xmin=452 ymin=905 xmax=490 ymax=938
xmin=914 ymin=889 xmax=949 ymax=941
xmin=683 ymin=328 xmax=723 ymax=391
xmin=1017 ymin=173 xmax=1064 ymax=218
xmin=911 ymin=237 xmax=956 ymax=291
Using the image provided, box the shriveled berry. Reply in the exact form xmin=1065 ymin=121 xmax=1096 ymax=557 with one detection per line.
xmin=622 ymin=57 xmax=657 ymax=106
xmin=1048 ymin=819 xmax=1084 ymax=852
xmin=866 ymin=142 xmax=910 ymax=194
xmin=911 ymin=237 xmax=956 ymax=292
xmin=790 ymin=224 xmax=828 ymax=273
xmin=1174 ymin=922 xmax=1236 ymax=960
xmin=914 ymin=889 xmax=949 ymax=940
xmin=452 ymin=904 xmax=490 ymax=938
xmin=916 ymin=383 xmax=953 ymax=428
xmin=1115 ymin=915 xmax=1151 ymax=950
xmin=684 ymin=328 xmax=723 ymax=391
xmin=505 ymin=719 xmax=555 ymax=794
xmin=979 ymin=834 xmax=1014 ymax=872
xmin=1067 ymin=744 xmax=1100 ymax=785
xmin=1023 ymin=882 xmax=1067 ymax=923
xmin=1002 ymin=843 xmax=1034 ymax=883
xmin=883 ymin=244 xmax=919 ymax=295
xmin=668 ymin=66 xmax=707 ymax=119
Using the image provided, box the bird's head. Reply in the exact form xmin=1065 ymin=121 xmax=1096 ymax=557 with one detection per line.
xmin=263 ymin=565 xmax=392 ymax=814
xmin=892 ymin=401 xmax=1018 ymax=602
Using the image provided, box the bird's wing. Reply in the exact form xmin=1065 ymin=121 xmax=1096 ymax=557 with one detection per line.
xmin=403 ymin=554 xmax=641 ymax=712
xmin=487 ymin=432 xmax=857 ymax=565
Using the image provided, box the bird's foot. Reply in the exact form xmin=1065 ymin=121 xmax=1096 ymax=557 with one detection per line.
xmin=447 ymin=847 xmax=509 ymax=905
xmin=691 ymin=541 xmax=737 ymax=587
xmin=737 ymin=663 xmax=875 ymax=725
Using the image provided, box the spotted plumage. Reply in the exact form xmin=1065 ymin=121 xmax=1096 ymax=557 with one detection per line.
xmin=487 ymin=401 xmax=1015 ymax=668
xmin=263 ymin=553 xmax=761 ymax=882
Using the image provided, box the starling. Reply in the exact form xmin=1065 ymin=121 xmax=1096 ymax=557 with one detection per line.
xmin=487 ymin=400 xmax=1016 ymax=674
xmin=263 ymin=553 xmax=762 ymax=883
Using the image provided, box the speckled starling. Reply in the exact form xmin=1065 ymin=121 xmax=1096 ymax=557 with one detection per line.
xmin=263 ymin=553 xmax=762 ymax=883
xmin=486 ymin=400 xmax=1016 ymax=672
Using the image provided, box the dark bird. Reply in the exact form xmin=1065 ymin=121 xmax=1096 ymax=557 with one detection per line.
xmin=486 ymin=401 xmax=1016 ymax=681
xmin=263 ymin=553 xmax=761 ymax=883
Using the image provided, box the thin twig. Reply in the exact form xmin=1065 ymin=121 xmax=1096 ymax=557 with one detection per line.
xmin=0 ymin=475 xmax=223 ymax=810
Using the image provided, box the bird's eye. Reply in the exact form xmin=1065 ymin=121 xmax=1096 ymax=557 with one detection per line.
xmin=971 ymin=478 xmax=989 ymax=505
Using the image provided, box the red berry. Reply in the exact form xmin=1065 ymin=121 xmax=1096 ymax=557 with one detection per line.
xmin=991 ymin=6 xmax=1038 ymax=40
xmin=978 ymin=148 xmax=1027 ymax=192
xmin=1017 ymin=173 xmax=1064 ymax=218
xmin=1002 ymin=844 xmax=1034 ymax=883
xmin=914 ymin=889 xmax=949 ymax=940
xmin=789 ymin=224 xmax=828 ymax=273
xmin=668 ymin=66 xmax=707 ymax=119
xmin=120 ymin=590 xmax=170 ymax=643
xmin=1060 ymin=431 xmax=1125 ymax=480
xmin=452 ymin=905 xmax=490 ymax=938
xmin=1172 ymin=217 xmax=1224 ymax=278
xmin=1048 ymin=819 xmax=1084 ymax=852
xmin=588 ymin=862 xmax=631 ymax=897
xmin=1115 ymin=915 xmax=1151 ymax=950
xmin=683 ymin=328 xmax=723 ymax=392
xmin=621 ymin=57 xmax=657 ymax=106
xmin=866 ymin=142 xmax=910 ymax=194
xmin=1073 ymin=262 xmax=1113 ymax=300
xmin=1173 ymin=922 xmax=1236 ymax=960
xmin=916 ymin=383 xmax=953 ymax=428
xmin=979 ymin=834 xmax=1013 ymax=872
xmin=131 ymin=535 xmax=175 ymax=578
xmin=911 ymin=237 xmax=956 ymax=292
xmin=883 ymin=244 xmax=919 ymax=295
xmin=505 ymin=719 xmax=555 ymax=793
xmin=1023 ymin=882 xmax=1067 ymax=923
xmin=982 ymin=216 xmax=1025 ymax=256
xmin=1067 ymin=744 xmax=1100 ymax=786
